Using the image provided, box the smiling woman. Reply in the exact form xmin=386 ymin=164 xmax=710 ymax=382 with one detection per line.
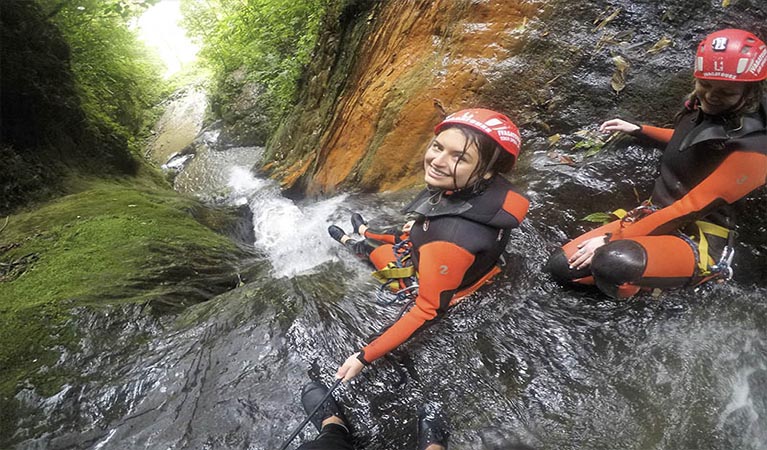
xmin=136 ymin=1 xmax=199 ymax=78
xmin=327 ymin=109 xmax=530 ymax=383
xmin=545 ymin=28 xmax=767 ymax=300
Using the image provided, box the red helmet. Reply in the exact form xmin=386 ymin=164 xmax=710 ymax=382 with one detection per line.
xmin=694 ymin=29 xmax=767 ymax=82
xmin=434 ymin=108 xmax=521 ymax=160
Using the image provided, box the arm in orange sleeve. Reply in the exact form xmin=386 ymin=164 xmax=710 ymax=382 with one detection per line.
xmin=364 ymin=230 xmax=398 ymax=245
xmin=359 ymin=241 xmax=475 ymax=364
xmin=637 ymin=125 xmax=675 ymax=144
xmin=616 ymin=150 xmax=767 ymax=239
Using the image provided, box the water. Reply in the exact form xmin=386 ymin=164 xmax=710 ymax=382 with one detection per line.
xmin=230 ymin=168 xmax=350 ymax=278
xmin=12 ymin=104 xmax=767 ymax=450
xmin=207 ymin=135 xmax=765 ymax=449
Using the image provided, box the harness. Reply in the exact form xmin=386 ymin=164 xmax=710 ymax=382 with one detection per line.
xmin=614 ymin=200 xmax=658 ymax=225
xmin=680 ymin=220 xmax=734 ymax=281
xmin=613 ymin=203 xmax=735 ymax=282
xmin=369 ymin=237 xmax=505 ymax=306
xmin=370 ymin=239 xmax=419 ymax=305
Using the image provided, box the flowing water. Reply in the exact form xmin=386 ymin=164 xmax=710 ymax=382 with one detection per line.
xmin=11 ymin=94 xmax=767 ymax=450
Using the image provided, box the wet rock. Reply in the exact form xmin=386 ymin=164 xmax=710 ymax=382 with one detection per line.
xmin=264 ymin=0 xmax=766 ymax=202
xmin=146 ymin=87 xmax=207 ymax=165
xmin=211 ymin=70 xmax=272 ymax=147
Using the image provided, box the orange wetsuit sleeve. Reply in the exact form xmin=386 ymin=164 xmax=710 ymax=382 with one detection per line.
xmin=638 ymin=125 xmax=675 ymax=144
xmin=364 ymin=230 xmax=398 ymax=245
xmin=359 ymin=241 xmax=475 ymax=364
xmin=615 ymin=150 xmax=767 ymax=239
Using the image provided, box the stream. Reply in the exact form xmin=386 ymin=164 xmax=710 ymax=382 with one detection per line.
xmin=12 ymin=90 xmax=767 ymax=450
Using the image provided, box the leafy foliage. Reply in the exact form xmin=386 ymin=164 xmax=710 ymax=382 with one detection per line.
xmin=1 ymin=1 xmax=168 ymax=212
xmin=180 ymin=0 xmax=329 ymax=123
xmin=581 ymin=211 xmax=618 ymax=224
xmin=38 ymin=0 xmax=167 ymax=154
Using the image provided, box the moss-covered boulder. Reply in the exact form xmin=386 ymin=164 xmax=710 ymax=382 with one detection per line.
xmin=0 ymin=179 xmax=251 ymax=440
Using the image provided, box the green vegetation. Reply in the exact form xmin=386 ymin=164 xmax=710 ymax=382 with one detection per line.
xmin=179 ymin=0 xmax=329 ymax=128
xmin=1 ymin=3 xmax=248 ymax=436
xmin=1 ymin=0 xmax=168 ymax=213
xmin=0 ymin=178 xmax=242 ymax=433
xmin=38 ymin=0 xmax=169 ymax=155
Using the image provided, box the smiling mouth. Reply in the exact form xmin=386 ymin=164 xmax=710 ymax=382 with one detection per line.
xmin=428 ymin=166 xmax=450 ymax=177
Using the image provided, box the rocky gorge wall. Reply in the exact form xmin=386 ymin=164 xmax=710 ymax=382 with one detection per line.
xmin=264 ymin=0 xmax=767 ymax=196
xmin=265 ymin=0 xmax=537 ymax=195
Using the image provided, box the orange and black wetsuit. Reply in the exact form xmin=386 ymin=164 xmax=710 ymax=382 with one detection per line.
xmin=352 ymin=175 xmax=529 ymax=365
xmin=546 ymin=98 xmax=767 ymax=298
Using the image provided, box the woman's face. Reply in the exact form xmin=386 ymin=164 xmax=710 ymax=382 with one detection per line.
xmin=423 ymin=128 xmax=481 ymax=190
xmin=695 ymin=79 xmax=747 ymax=115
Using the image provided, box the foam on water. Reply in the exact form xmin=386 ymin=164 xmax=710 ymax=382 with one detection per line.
xmin=227 ymin=167 xmax=348 ymax=278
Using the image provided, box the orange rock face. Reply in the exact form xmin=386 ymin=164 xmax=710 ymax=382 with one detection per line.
xmin=274 ymin=0 xmax=534 ymax=195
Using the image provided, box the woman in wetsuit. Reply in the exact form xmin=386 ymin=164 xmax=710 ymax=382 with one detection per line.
xmin=327 ymin=108 xmax=529 ymax=381
xmin=546 ymin=28 xmax=767 ymax=298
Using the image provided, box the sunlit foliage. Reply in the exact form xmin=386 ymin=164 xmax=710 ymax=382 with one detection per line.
xmin=180 ymin=0 xmax=328 ymax=120
xmin=37 ymin=0 xmax=167 ymax=153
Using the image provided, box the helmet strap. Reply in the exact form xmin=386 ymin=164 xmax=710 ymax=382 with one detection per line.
xmin=485 ymin=147 xmax=501 ymax=176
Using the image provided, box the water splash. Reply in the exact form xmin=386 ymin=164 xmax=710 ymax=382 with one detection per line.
xmin=227 ymin=167 xmax=349 ymax=278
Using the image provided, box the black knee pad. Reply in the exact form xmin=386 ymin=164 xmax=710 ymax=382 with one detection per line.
xmin=545 ymin=248 xmax=591 ymax=283
xmin=591 ymin=240 xmax=647 ymax=292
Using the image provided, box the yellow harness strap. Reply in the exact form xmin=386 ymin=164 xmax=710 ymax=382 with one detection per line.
xmin=611 ymin=208 xmax=628 ymax=219
xmin=371 ymin=263 xmax=416 ymax=284
xmin=692 ymin=220 xmax=730 ymax=275
xmin=611 ymin=205 xmax=731 ymax=279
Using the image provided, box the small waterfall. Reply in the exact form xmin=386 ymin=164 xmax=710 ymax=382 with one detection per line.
xmin=161 ymin=122 xmax=359 ymax=279
xmin=227 ymin=167 xmax=349 ymax=278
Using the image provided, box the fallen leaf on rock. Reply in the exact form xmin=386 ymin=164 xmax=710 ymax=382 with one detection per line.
xmin=593 ymin=7 xmax=621 ymax=32
xmin=581 ymin=212 xmax=615 ymax=224
xmin=559 ymin=154 xmax=576 ymax=165
xmin=611 ymin=55 xmax=629 ymax=93
xmin=647 ymin=37 xmax=672 ymax=54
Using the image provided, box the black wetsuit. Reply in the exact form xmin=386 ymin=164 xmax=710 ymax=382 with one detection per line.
xmin=350 ymin=175 xmax=529 ymax=364
xmin=296 ymin=424 xmax=354 ymax=450
xmin=546 ymin=98 xmax=767 ymax=297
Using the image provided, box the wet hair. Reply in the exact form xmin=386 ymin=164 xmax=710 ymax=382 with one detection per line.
xmin=676 ymin=80 xmax=766 ymax=125
xmin=437 ymin=123 xmax=516 ymax=190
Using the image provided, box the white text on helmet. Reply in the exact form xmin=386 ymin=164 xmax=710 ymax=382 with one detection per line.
xmin=712 ymin=37 xmax=728 ymax=51
xmin=748 ymin=48 xmax=767 ymax=76
xmin=701 ymin=71 xmax=737 ymax=80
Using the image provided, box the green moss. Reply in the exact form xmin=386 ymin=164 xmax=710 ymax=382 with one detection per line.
xmin=0 ymin=180 xmax=239 ymax=406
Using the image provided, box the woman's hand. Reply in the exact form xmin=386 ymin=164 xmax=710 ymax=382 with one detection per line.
xmin=336 ymin=352 xmax=365 ymax=382
xmin=568 ymin=236 xmax=609 ymax=270
xmin=402 ymin=220 xmax=415 ymax=233
xmin=599 ymin=118 xmax=640 ymax=134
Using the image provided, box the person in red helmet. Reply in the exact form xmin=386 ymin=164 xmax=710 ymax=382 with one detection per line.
xmin=327 ymin=108 xmax=529 ymax=381
xmin=546 ymin=28 xmax=767 ymax=298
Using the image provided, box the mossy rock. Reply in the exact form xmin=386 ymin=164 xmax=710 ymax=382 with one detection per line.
xmin=0 ymin=179 xmax=249 ymax=436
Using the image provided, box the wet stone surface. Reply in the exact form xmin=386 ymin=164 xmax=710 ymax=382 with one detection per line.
xmin=7 ymin=0 xmax=767 ymax=449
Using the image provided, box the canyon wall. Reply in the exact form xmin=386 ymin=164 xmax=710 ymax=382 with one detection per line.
xmin=265 ymin=0 xmax=767 ymax=197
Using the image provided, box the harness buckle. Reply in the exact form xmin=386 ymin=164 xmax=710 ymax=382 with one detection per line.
xmin=372 ymin=238 xmax=419 ymax=306
xmin=620 ymin=202 xmax=657 ymax=225
xmin=710 ymin=245 xmax=735 ymax=281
